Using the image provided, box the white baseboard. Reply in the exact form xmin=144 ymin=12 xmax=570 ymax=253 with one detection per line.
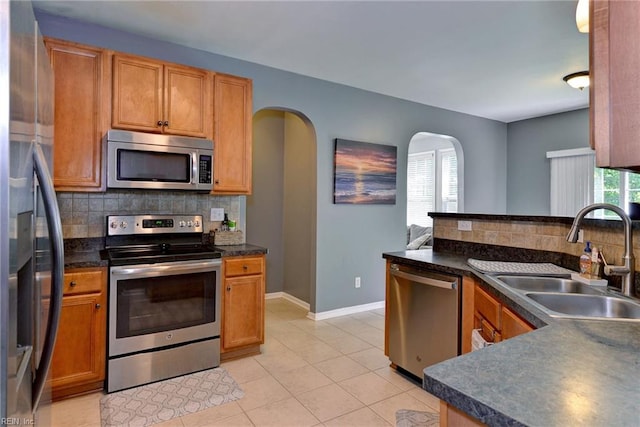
xmin=265 ymin=292 xmax=385 ymax=321
xmin=265 ymin=291 xmax=310 ymax=311
xmin=307 ymin=300 xmax=385 ymax=321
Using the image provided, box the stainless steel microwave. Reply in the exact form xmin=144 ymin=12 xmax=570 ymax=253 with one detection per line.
xmin=106 ymin=130 xmax=213 ymax=192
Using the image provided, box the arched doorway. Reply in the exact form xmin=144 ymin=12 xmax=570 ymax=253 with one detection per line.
xmin=248 ymin=108 xmax=318 ymax=310
xmin=407 ymin=132 xmax=464 ymax=227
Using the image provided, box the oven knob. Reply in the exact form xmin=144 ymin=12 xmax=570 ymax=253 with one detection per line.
xmin=110 ymin=221 xmax=118 ymax=229
xmin=187 ymin=220 xmax=193 ymax=228
xmin=194 ymin=220 xmax=200 ymax=227
xmin=179 ymin=221 xmax=186 ymax=228
xmin=120 ymin=221 xmax=128 ymax=229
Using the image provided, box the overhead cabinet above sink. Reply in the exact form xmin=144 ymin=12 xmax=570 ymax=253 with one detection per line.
xmin=590 ymin=0 xmax=640 ymax=172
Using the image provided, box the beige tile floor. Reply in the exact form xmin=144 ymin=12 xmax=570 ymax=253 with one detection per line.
xmin=50 ymin=298 xmax=440 ymax=426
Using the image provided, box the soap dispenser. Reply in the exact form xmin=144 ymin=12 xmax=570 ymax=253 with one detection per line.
xmin=579 ymin=241 xmax=592 ymax=277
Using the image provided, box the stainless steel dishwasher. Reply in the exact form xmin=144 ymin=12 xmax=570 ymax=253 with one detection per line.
xmin=387 ymin=263 xmax=461 ymax=380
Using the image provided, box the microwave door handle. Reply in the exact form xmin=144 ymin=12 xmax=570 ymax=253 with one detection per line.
xmin=191 ymin=153 xmax=198 ymax=185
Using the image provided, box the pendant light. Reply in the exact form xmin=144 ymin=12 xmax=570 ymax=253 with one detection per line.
xmin=576 ymin=0 xmax=589 ymax=33
xmin=563 ymin=71 xmax=590 ymax=90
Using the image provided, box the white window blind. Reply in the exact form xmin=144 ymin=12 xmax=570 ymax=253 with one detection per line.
xmin=547 ymin=148 xmax=595 ymax=216
xmin=440 ymin=149 xmax=458 ymax=212
xmin=407 ymin=151 xmax=434 ymax=226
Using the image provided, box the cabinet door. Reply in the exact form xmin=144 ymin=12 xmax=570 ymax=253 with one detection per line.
xmin=473 ymin=285 xmax=501 ymax=331
xmin=46 ymin=38 xmax=109 ymax=191
xmin=591 ymin=0 xmax=640 ymax=171
xmin=112 ymin=54 xmax=163 ymax=133
xmin=50 ymin=292 xmax=106 ymax=397
xmin=501 ymin=307 xmax=534 ymax=340
xmin=164 ymin=65 xmax=213 ymax=138
xmin=223 ymin=275 xmax=264 ymax=350
xmin=213 ymin=74 xmax=253 ymax=194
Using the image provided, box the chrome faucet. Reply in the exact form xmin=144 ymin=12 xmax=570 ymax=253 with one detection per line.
xmin=566 ymin=203 xmax=635 ymax=297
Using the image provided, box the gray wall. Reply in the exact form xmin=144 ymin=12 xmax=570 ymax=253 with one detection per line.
xmin=247 ymin=110 xmax=285 ymax=295
xmin=283 ymin=112 xmax=316 ymax=304
xmin=506 ymin=108 xmax=589 ymax=215
xmin=37 ymin=11 xmax=508 ymax=313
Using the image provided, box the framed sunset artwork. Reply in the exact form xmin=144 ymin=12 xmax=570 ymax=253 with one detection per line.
xmin=333 ymin=139 xmax=397 ymax=204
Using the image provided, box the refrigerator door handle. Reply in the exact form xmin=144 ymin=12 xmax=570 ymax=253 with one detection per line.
xmin=32 ymin=144 xmax=64 ymax=410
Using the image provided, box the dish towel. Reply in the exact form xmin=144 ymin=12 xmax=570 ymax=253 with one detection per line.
xmin=471 ymin=329 xmax=492 ymax=351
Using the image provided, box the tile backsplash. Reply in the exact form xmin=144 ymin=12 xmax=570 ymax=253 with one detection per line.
xmin=433 ymin=217 xmax=640 ymax=272
xmin=57 ymin=190 xmax=241 ymax=238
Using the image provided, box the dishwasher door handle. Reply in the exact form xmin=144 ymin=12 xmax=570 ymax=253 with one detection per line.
xmin=390 ymin=269 xmax=457 ymax=290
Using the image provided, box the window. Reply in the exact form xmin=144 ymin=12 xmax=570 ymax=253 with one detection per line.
xmin=407 ymin=148 xmax=458 ymax=227
xmin=548 ymin=147 xmax=640 ymax=218
xmin=407 ymin=152 xmax=434 ymax=226
xmin=594 ymin=168 xmax=640 ymax=219
xmin=440 ymin=149 xmax=458 ymax=212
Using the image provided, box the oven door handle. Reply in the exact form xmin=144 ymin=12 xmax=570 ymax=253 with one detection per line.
xmin=111 ymin=260 xmax=221 ymax=277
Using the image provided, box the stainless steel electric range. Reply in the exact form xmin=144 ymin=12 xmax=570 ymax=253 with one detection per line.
xmin=103 ymin=214 xmax=222 ymax=392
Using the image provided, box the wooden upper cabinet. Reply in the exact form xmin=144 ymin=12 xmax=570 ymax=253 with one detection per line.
xmin=112 ymin=54 xmax=213 ymax=138
xmin=45 ymin=38 xmax=109 ymax=191
xmin=591 ymin=0 xmax=640 ymax=171
xmin=213 ymin=73 xmax=253 ymax=194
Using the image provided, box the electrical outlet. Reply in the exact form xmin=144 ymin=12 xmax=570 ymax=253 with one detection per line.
xmin=355 ymin=277 xmax=361 ymax=288
xmin=210 ymin=208 xmax=224 ymax=221
xmin=458 ymin=220 xmax=473 ymax=231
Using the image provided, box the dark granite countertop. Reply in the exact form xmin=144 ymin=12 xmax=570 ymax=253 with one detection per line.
xmin=63 ymin=238 xmax=268 ymax=269
xmin=213 ymin=243 xmax=268 ymax=257
xmin=64 ymin=237 xmax=107 ymax=269
xmin=383 ymin=249 xmax=640 ymax=427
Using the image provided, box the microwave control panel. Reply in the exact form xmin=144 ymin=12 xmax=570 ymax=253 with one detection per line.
xmin=199 ymin=155 xmax=212 ymax=184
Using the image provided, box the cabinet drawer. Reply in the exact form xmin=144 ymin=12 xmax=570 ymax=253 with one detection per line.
xmin=63 ymin=268 xmax=104 ymax=295
xmin=474 ymin=286 xmax=501 ymax=329
xmin=224 ymin=257 xmax=264 ymax=277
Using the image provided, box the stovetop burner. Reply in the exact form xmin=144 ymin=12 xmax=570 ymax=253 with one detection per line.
xmin=105 ymin=246 xmax=221 ymax=266
xmin=104 ymin=214 xmax=222 ymax=265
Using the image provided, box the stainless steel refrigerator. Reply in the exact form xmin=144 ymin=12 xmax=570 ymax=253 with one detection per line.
xmin=1 ymin=0 xmax=64 ymax=424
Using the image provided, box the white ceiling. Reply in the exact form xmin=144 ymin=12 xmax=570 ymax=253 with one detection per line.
xmin=33 ymin=0 xmax=590 ymax=123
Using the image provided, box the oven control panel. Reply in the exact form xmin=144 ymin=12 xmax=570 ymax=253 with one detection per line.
xmin=107 ymin=215 xmax=203 ymax=235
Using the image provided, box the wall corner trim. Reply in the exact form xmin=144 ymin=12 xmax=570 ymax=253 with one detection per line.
xmin=307 ymin=301 xmax=385 ymax=321
xmin=265 ymin=291 xmax=310 ymax=311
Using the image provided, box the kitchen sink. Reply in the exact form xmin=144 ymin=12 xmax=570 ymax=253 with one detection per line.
xmin=525 ymin=293 xmax=640 ymax=320
xmin=495 ymin=276 xmax=602 ymax=295
xmin=492 ymin=275 xmax=640 ymax=321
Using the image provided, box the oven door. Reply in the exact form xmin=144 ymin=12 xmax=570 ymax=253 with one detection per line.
xmin=108 ymin=259 xmax=221 ymax=357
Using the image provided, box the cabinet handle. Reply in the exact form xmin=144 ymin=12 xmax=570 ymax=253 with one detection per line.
xmin=164 ymin=121 xmax=169 ymax=126
xmin=226 ymin=287 xmax=231 ymax=291
xmin=157 ymin=120 xmax=163 ymax=126
xmin=243 ymin=265 xmax=248 ymax=270
xmin=69 ymin=281 xmax=76 ymax=288
xmin=95 ymin=303 xmax=101 ymax=309
xmin=215 ymin=179 xmax=220 ymax=184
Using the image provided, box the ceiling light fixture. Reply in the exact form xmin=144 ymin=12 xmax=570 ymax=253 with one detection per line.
xmin=576 ymin=0 xmax=589 ymax=33
xmin=563 ymin=71 xmax=590 ymax=90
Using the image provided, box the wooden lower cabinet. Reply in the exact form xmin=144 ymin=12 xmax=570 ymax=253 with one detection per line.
xmin=221 ymin=255 xmax=265 ymax=360
xmin=50 ymin=267 xmax=107 ymax=400
xmin=501 ymin=305 xmax=534 ymax=340
xmin=440 ymin=401 xmax=486 ymax=427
